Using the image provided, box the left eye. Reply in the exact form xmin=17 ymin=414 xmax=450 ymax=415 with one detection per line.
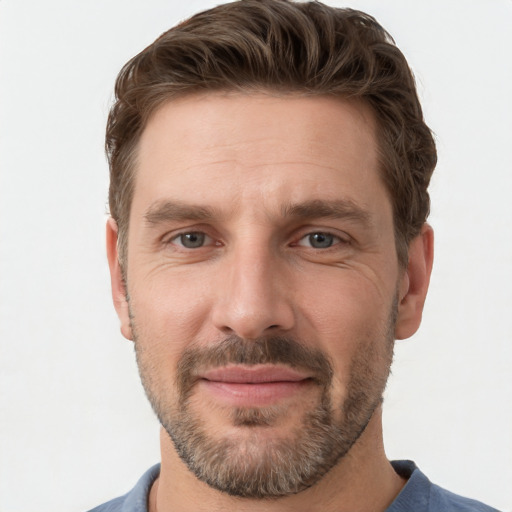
xmin=297 ymin=232 xmax=342 ymax=249
xmin=171 ymin=232 xmax=211 ymax=249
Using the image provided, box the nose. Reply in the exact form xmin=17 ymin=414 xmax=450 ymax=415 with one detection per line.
xmin=211 ymin=241 xmax=295 ymax=340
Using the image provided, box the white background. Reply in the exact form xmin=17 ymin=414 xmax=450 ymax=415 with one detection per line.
xmin=1 ymin=1 xmax=511 ymax=511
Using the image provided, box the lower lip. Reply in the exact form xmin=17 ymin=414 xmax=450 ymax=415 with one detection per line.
xmin=199 ymin=379 xmax=311 ymax=407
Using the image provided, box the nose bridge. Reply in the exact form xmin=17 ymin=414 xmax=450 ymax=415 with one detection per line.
xmin=212 ymin=235 xmax=294 ymax=339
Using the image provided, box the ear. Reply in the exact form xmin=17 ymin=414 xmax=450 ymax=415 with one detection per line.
xmin=395 ymin=224 xmax=434 ymax=340
xmin=106 ymin=217 xmax=133 ymax=341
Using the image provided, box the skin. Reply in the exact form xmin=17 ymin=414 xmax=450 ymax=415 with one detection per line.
xmin=107 ymin=93 xmax=434 ymax=512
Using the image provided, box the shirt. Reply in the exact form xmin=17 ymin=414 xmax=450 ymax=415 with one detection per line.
xmin=87 ymin=460 xmax=501 ymax=512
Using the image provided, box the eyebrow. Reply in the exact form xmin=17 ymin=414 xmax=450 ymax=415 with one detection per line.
xmin=281 ymin=199 xmax=372 ymax=225
xmin=144 ymin=200 xmax=217 ymax=225
xmin=143 ymin=198 xmax=372 ymax=226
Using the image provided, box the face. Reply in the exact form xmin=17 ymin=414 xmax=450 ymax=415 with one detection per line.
xmin=108 ymin=93 xmax=429 ymax=498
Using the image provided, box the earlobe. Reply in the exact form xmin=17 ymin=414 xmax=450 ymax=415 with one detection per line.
xmin=106 ymin=218 xmax=133 ymax=341
xmin=395 ymin=224 xmax=434 ymax=340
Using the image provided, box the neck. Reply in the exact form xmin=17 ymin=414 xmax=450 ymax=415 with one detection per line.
xmin=149 ymin=406 xmax=406 ymax=512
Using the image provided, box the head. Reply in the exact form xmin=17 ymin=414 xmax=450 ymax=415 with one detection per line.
xmin=106 ymin=0 xmax=436 ymax=270
xmin=105 ymin=0 xmax=436 ymax=500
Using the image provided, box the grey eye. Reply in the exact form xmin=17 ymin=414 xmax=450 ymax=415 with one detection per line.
xmin=307 ymin=232 xmax=335 ymax=248
xmin=178 ymin=232 xmax=206 ymax=248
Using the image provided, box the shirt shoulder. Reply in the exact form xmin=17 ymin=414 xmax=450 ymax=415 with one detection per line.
xmin=388 ymin=461 xmax=501 ymax=512
xmin=86 ymin=464 xmax=161 ymax=512
xmin=87 ymin=495 xmax=127 ymax=512
xmin=429 ymin=483 xmax=501 ymax=512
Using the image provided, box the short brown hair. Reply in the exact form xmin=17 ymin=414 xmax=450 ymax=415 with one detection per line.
xmin=106 ymin=0 xmax=436 ymax=267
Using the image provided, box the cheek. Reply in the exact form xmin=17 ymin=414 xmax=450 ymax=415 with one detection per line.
xmin=296 ymin=271 xmax=394 ymax=384
xmin=128 ymin=271 xmax=215 ymax=374
xmin=300 ymin=270 xmax=391 ymax=335
xmin=135 ymin=264 xmax=213 ymax=318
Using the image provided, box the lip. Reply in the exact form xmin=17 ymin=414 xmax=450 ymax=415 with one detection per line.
xmin=200 ymin=365 xmax=310 ymax=383
xmin=197 ymin=365 xmax=313 ymax=407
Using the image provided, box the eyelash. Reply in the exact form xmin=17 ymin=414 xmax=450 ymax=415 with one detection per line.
xmin=167 ymin=231 xmax=218 ymax=249
xmin=164 ymin=229 xmax=350 ymax=251
xmin=294 ymin=231 xmax=348 ymax=249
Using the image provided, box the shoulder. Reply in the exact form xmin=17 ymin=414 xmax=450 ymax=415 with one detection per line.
xmin=87 ymin=495 xmax=127 ymax=512
xmin=388 ymin=461 xmax=501 ymax=512
xmin=86 ymin=464 xmax=161 ymax=512
xmin=429 ymin=483 xmax=501 ymax=512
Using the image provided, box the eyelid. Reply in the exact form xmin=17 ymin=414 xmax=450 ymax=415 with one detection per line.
xmin=297 ymin=234 xmax=341 ymax=248
xmin=174 ymin=232 xmax=213 ymax=248
xmin=293 ymin=228 xmax=351 ymax=247
xmin=160 ymin=225 xmax=351 ymax=249
xmin=162 ymin=227 xmax=220 ymax=248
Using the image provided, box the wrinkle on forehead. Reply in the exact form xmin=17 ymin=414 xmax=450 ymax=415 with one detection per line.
xmin=133 ymin=92 xmax=388 ymax=231
xmin=139 ymin=92 xmax=378 ymax=162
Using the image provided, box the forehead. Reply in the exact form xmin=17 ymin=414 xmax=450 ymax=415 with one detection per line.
xmin=133 ymin=92 xmax=388 ymax=220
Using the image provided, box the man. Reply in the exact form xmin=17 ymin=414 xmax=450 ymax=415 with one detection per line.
xmin=91 ymin=1 xmax=499 ymax=511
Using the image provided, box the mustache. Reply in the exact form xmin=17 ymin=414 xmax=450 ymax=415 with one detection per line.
xmin=176 ymin=335 xmax=334 ymax=399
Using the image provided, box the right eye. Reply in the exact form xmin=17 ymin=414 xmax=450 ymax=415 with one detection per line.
xmin=170 ymin=232 xmax=212 ymax=249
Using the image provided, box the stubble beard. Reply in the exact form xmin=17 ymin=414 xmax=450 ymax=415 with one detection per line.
xmin=132 ymin=308 xmax=396 ymax=499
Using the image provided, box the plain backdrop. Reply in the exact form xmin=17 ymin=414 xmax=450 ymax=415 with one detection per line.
xmin=1 ymin=1 xmax=511 ymax=511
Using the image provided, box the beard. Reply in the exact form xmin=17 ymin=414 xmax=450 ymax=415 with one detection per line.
xmin=132 ymin=306 xmax=396 ymax=499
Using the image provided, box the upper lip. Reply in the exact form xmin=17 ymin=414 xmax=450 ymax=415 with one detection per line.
xmin=199 ymin=365 xmax=311 ymax=383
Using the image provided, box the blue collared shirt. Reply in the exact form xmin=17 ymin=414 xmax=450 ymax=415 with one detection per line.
xmin=87 ymin=460 xmax=501 ymax=512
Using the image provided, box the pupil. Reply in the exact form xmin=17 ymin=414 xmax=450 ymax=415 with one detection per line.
xmin=181 ymin=232 xmax=204 ymax=248
xmin=310 ymin=233 xmax=333 ymax=248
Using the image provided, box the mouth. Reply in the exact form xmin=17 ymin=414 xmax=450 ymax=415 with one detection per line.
xmin=197 ymin=365 xmax=314 ymax=407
